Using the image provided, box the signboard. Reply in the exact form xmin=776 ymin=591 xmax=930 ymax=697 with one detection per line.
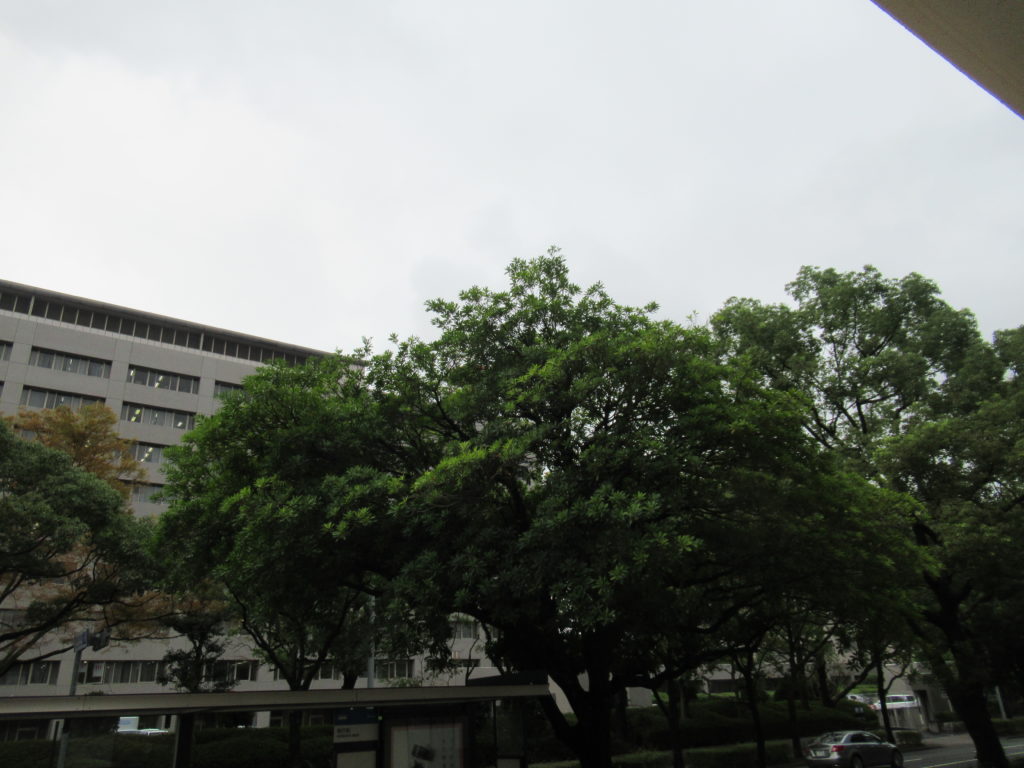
xmin=334 ymin=708 xmax=379 ymax=744
xmin=388 ymin=721 xmax=464 ymax=768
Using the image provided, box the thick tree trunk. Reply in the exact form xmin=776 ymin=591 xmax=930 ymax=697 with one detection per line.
xmin=544 ymin=671 xmax=614 ymax=768
xmin=652 ymin=677 xmax=685 ymax=768
xmin=741 ymin=662 xmax=767 ymax=768
xmin=575 ymin=686 xmax=614 ymax=768
xmin=174 ymin=713 xmax=195 ymax=768
xmin=785 ymin=684 xmax=801 ymax=759
xmin=947 ymin=683 xmax=1007 ymax=768
xmin=917 ymin=573 xmax=1008 ymax=768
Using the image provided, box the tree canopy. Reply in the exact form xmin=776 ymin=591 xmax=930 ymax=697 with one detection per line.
xmin=157 ymin=356 xmax=385 ymax=768
xmin=155 ymin=255 xmax=1017 ymax=768
xmin=10 ymin=404 xmax=145 ymax=500
xmin=0 ymin=420 xmax=151 ymax=675
xmin=714 ymin=265 xmax=1023 ymax=768
xmin=358 ymin=255 xmax=913 ymax=768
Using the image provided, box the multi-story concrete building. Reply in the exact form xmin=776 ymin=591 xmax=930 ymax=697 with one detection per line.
xmin=0 ymin=280 xmax=495 ymax=738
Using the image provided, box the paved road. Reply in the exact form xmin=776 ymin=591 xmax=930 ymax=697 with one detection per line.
xmin=904 ymin=734 xmax=1024 ymax=768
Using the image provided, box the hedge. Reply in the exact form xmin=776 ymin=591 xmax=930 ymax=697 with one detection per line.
xmin=534 ymin=740 xmax=795 ymax=768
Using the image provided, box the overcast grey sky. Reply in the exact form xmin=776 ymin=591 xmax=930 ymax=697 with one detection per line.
xmin=1 ymin=1 xmax=1021 ymax=354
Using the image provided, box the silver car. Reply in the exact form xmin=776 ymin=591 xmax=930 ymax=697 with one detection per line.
xmin=804 ymin=730 xmax=903 ymax=768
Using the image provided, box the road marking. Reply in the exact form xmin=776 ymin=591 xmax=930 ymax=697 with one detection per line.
xmin=910 ymin=749 xmax=1024 ymax=768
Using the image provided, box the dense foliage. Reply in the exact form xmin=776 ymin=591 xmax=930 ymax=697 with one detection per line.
xmin=0 ymin=419 xmax=152 ymax=675
xmin=154 ymin=255 xmax=1021 ymax=768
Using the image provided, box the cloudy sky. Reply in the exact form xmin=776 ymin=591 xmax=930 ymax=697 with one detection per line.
xmin=1 ymin=1 xmax=1021 ymax=354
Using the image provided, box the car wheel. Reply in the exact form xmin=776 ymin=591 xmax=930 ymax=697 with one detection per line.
xmin=891 ymin=750 xmax=903 ymax=768
xmin=851 ymin=757 xmax=864 ymax=768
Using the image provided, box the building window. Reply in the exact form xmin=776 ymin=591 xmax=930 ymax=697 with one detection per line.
xmin=131 ymin=484 xmax=164 ymax=505
xmin=0 ymin=661 xmax=60 ymax=686
xmin=19 ymin=387 xmax=103 ymax=411
xmin=130 ymin=442 xmax=166 ymax=463
xmin=121 ymin=403 xmax=195 ymax=431
xmin=126 ymin=364 xmax=199 ymax=394
xmin=29 ymin=347 xmax=112 ymax=378
xmin=375 ymin=659 xmax=414 ymax=681
xmin=451 ymin=618 xmax=478 ymax=640
xmin=204 ymin=660 xmax=258 ymax=684
xmin=0 ymin=341 xmax=11 ymax=361
xmin=0 ymin=289 xmax=32 ymax=314
xmin=81 ymin=660 xmax=167 ymax=685
xmin=214 ymin=381 xmax=243 ymax=397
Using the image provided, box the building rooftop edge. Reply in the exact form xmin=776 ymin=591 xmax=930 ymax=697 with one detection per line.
xmin=0 ymin=278 xmax=332 ymax=359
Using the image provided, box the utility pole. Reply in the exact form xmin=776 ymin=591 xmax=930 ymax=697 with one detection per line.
xmin=56 ymin=628 xmax=110 ymax=768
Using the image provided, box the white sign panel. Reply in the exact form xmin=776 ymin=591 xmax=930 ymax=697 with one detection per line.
xmin=389 ymin=722 xmax=463 ymax=768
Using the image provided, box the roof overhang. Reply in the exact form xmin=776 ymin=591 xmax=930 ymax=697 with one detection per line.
xmin=0 ymin=683 xmax=551 ymax=721
xmin=871 ymin=0 xmax=1024 ymax=118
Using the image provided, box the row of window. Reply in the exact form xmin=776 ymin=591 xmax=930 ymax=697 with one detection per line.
xmin=19 ymin=347 xmax=242 ymax=398
xmin=16 ymin=387 xmax=200 ymax=433
xmin=0 ymin=340 xmax=10 ymax=361
xmin=268 ymin=659 xmax=415 ymax=682
xmin=0 ymin=656 xmax=424 ymax=688
xmin=28 ymin=347 xmax=112 ymax=379
xmin=127 ymin=364 xmax=200 ymax=394
xmin=78 ymin=659 xmax=258 ymax=685
xmin=121 ymin=403 xmax=196 ymax=431
xmin=0 ymin=661 xmax=60 ymax=686
xmin=0 ymin=287 xmax=310 ymax=366
xmin=19 ymin=386 xmax=103 ymax=411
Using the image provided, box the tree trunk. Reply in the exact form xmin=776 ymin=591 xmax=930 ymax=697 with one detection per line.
xmin=947 ymin=682 xmax=1008 ymax=768
xmin=784 ymin=683 xmax=801 ymax=759
xmin=174 ymin=713 xmax=195 ymax=768
xmin=612 ymin=688 xmax=629 ymax=742
xmin=544 ymin=671 xmax=614 ymax=768
xmin=741 ymin=659 xmax=767 ymax=768
xmin=652 ymin=677 xmax=686 ymax=768
xmin=875 ymin=655 xmax=894 ymax=743
xmin=287 ymin=709 xmax=303 ymax=768
xmin=815 ymin=652 xmax=833 ymax=707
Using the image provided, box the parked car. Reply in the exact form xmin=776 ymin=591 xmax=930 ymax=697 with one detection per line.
xmin=871 ymin=695 xmax=918 ymax=711
xmin=847 ymin=693 xmax=877 ymax=705
xmin=804 ymin=730 xmax=902 ymax=768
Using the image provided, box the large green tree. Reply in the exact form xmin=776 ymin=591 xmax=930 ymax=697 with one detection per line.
xmin=157 ymin=356 xmax=388 ymax=768
xmin=713 ymin=265 xmax=1021 ymax=768
xmin=0 ymin=420 xmax=151 ymax=675
xmin=365 ymin=254 xmax=906 ymax=768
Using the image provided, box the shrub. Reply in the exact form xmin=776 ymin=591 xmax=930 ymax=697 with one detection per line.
xmin=533 ymin=740 xmax=795 ymax=768
xmin=193 ymin=736 xmax=289 ymax=768
xmin=993 ymin=717 xmax=1024 ymax=736
xmin=686 ymin=740 xmax=793 ymax=768
xmin=0 ymin=738 xmax=55 ymax=768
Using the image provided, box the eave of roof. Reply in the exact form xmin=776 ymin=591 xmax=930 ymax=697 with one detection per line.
xmin=871 ymin=0 xmax=1024 ymax=119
